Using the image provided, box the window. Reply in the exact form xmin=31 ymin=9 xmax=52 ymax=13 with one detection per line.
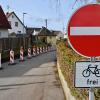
xmin=9 ymin=21 xmax=11 ymax=25
xmin=15 ymin=22 xmax=18 ymax=27
xmin=18 ymin=31 xmax=21 ymax=33
xmin=12 ymin=15 xmax=14 ymax=18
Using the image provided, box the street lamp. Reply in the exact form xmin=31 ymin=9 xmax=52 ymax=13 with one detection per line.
xmin=23 ymin=12 xmax=27 ymax=34
xmin=23 ymin=12 xmax=27 ymax=49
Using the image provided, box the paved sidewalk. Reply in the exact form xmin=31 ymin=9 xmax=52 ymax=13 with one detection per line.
xmin=0 ymin=52 xmax=65 ymax=100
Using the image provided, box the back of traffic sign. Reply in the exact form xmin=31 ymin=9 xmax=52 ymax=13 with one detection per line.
xmin=68 ymin=4 xmax=100 ymax=57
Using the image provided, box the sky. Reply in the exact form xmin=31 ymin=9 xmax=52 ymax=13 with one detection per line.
xmin=0 ymin=0 xmax=96 ymax=32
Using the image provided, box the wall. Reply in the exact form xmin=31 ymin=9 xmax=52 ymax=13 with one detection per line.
xmin=8 ymin=13 xmax=26 ymax=34
xmin=0 ymin=29 xmax=8 ymax=38
xmin=47 ymin=36 xmax=56 ymax=45
xmin=36 ymin=36 xmax=57 ymax=45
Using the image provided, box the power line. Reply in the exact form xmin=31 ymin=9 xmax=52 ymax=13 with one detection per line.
xmin=72 ymin=0 xmax=78 ymax=9
xmin=6 ymin=0 xmax=9 ymax=12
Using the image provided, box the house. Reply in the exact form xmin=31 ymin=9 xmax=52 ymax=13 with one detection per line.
xmin=64 ymin=32 xmax=67 ymax=39
xmin=6 ymin=12 xmax=26 ymax=36
xmin=26 ymin=27 xmax=41 ymax=36
xmin=27 ymin=27 xmax=63 ymax=45
xmin=37 ymin=27 xmax=58 ymax=45
xmin=51 ymin=30 xmax=64 ymax=40
xmin=26 ymin=27 xmax=42 ymax=43
xmin=0 ymin=6 xmax=11 ymax=38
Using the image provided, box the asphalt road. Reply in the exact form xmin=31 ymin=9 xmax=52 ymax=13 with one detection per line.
xmin=0 ymin=51 xmax=65 ymax=100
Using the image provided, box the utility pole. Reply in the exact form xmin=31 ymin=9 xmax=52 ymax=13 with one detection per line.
xmin=7 ymin=5 xmax=10 ymax=13
xmin=45 ymin=19 xmax=48 ymax=28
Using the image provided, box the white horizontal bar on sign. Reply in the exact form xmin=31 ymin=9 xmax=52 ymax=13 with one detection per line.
xmin=70 ymin=27 xmax=100 ymax=35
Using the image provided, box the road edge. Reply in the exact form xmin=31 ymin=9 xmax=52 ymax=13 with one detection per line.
xmin=57 ymin=62 xmax=76 ymax=100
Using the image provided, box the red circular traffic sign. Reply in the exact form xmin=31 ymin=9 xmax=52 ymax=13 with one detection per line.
xmin=68 ymin=4 xmax=100 ymax=57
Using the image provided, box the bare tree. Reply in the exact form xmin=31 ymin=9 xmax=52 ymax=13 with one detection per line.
xmin=97 ymin=0 xmax=100 ymax=2
xmin=54 ymin=0 xmax=94 ymax=4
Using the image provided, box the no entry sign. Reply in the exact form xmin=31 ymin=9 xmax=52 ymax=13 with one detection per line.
xmin=68 ymin=4 xmax=100 ymax=57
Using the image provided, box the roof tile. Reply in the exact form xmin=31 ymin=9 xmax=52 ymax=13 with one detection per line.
xmin=0 ymin=6 xmax=11 ymax=29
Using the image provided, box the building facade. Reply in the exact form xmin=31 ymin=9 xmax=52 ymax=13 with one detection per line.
xmin=0 ymin=6 xmax=11 ymax=38
xmin=6 ymin=12 xmax=26 ymax=35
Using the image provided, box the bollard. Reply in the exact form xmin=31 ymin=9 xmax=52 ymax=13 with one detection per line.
xmin=42 ymin=46 xmax=43 ymax=53
xmin=9 ymin=49 xmax=16 ymax=65
xmin=19 ymin=46 xmax=25 ymax=62
xmin=43 ymin=46 xmax=46 ymax=53
xmin=45 ymin=46 xmax=47 ymax=52
xmin=28 ymin=48 xmax=31 ymax=59
xmin=43 ymin=46 xmax=45 ymax=53
xmin=49 ymin=45 xmax=52 ymax=51
xmin=40 ymin=47 xmax=42 ymax=54
xmin=46 ymin=46 xmax=48 ymax=52
xmin=48 ymin=46 xmax=51 ymax=52
xmin=37 ymin=47 xmax=40 ymax=55
xmin=47 ymin=46 xmax=49 ymax=52
xmin=33 ymin=46 xmax=36 ymax=56
xmin=0 ymin=53 xmax=2 ymax=69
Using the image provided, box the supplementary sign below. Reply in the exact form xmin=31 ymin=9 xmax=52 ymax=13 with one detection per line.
xmin=75 ymin=61 xmax=100 ymax=88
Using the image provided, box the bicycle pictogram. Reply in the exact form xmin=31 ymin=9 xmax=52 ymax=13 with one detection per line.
xmin=82 ymin=64 xmax=100 ymax=77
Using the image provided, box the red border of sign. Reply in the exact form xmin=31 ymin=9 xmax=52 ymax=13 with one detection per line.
xmin=67 ymin=3 xmax=100 ymax=58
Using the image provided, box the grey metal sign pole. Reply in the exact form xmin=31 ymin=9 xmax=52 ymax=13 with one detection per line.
xmin=89 ymin=88 xmax=94 ymax=100
xmin=89 ymin=57 xmax=95 ymax=100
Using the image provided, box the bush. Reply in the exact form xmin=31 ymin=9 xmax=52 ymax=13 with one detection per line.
xmin=57 ymin=40 xmax=88 ymax=100
xmin=57 ymin=40 xmax=100 ymax=100
xmin=33 ymin=40 xmax=46 ymax=47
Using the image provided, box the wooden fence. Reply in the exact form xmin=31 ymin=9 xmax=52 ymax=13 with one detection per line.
xmin=0 ymin=37 xmax=31 ymax=52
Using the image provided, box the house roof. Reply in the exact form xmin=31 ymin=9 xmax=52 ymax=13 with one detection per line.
xmin=51 ymin=30 xmax=59 ymax=35
xmin=0 ymin=6 xmax=11 ymax=29
xmin=26 ymin=27 xmax=41 ymax=35
xmin=6 ymin=12 xmax=26 ymax=29
xmin=27 ymin=27 xmax=60 ymax=36
xmin=38 ymin=27 xmax=57 ymax=36
xmin=6 ymin=12 xmax=12 ymax=18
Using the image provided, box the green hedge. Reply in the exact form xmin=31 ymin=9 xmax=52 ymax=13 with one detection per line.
xmin=1 ymin=48 xmax=21 ymax=62
xmin=32 ymin=40 xmax=47 ymax=47
xmin=57 ymin=40 xmax=100 ymax=100
xmin=57 ymin=40 xmax=88 ymax=100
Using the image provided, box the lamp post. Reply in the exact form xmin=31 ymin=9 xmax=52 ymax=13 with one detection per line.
xmin=23 ymin=12 xmax=27 ymax=34
xmin=23 ymin=12 xmax=27 ymax=49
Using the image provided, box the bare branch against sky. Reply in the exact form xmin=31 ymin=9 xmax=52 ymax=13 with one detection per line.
xmin=97 ymin=0 xmax=100 ymax=2
xmin=0 ymin=0 xmax=96 ymax=31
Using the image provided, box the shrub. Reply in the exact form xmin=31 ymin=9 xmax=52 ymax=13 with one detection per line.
xmin=57 ymin=40 xmax=88 ymax=100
